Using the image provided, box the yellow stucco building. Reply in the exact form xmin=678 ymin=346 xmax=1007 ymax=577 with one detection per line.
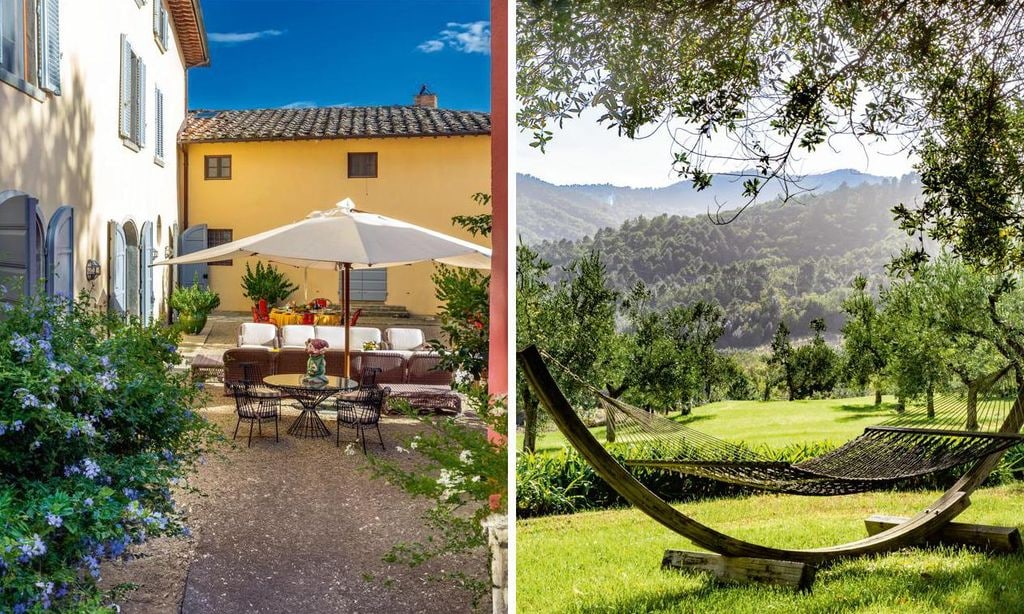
xmin=178 ymin=96 xmax=491 ymax=315
xmin=0 ymin=0 xmax=208 ymax=320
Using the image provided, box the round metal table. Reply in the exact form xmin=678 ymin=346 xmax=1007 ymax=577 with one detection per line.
xmin=263 ymin=374 xmax=357 ymax=439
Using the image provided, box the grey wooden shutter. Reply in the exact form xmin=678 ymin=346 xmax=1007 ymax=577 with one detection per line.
xmin=108 ymin=222 xmax=127 ymax=314
xmin=39 ymin=0 xmax=61 ymax=94
xmin=137 ymin=60 xmax=146 ymax=147
xmin=179 ymin=225 xmax=209 ymax=290
xmin=162 ymin=7 xmax=169 ymax=47
xmin=155 ymin=87 xmax=164 ymax=159
xmin=140 ymin=221 xmax=154 ymax=324
xmin=45 ymin=206 xmax=74 ymax=298
xmin=152 ymin=0 xmax=160 ymax=39
xmin=119 ymin=35 xmax=132 ymax=138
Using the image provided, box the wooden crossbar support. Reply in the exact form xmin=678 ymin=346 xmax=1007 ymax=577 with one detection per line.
xmin=662 ymin=550 xmax=816 ymax=591
xmin=864 ymin=515 xmax=1022 ymax=554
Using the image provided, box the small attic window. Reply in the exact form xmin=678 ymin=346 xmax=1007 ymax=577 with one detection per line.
xmin=193 ymin=110 xmax=219 ymax=119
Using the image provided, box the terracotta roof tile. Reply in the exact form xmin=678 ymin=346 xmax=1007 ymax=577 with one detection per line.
xmin=179 ymin=106 xmax=491 ymax=143
xmin=167 ymin=0 xmax=209 ymax=68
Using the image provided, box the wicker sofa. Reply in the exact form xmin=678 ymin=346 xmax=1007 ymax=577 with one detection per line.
xmin=220 ymin=347 xmax=459 ymax=414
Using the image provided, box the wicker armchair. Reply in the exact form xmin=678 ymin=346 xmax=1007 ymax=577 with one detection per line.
xmin=335 ymin=386 xmax=389 ymax=453
xmin=230 ymin=363 xmax=281 ymax=447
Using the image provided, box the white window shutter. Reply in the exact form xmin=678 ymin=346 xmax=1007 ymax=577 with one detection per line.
xmin=137 ymin=60 xmax=147 ymax=147
xmin=39 ymin=0 xmax=61 ymax=95
xmin=153 ymin=0 xmax=159 ymax=37
xmin=119 ymin=35 xmax=132 ymax=138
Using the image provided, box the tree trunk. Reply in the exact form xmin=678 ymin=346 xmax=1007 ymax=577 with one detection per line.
xmin=522 ymin=386 xmax=538 ymax=453
xmin=874 ymin=388 xmax=882 ymax=406
xmin=896 ymin=395 xmax=905 ymax=413
xmin=966 ymin=384 xmax=979 ymax=431
xmin=786 ymin=370 xmax=795 ymax=401
xmin=926 ymin=384 xmax=935 ymax=418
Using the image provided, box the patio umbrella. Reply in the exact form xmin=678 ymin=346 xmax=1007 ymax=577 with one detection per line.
xmin=154 ymin=198 xmax=491 ymax=377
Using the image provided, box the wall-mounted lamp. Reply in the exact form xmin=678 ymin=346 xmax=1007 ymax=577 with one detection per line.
xmin=164 ymin=245 xmax=174 ymax=259
xmin=85 ymin=259 xmax=101 ymax=282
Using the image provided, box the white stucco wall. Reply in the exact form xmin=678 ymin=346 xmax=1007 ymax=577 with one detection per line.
xmin=0 ymin=0 xmax=194 ymax=319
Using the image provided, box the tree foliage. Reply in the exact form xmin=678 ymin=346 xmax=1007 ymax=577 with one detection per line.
xmin=518 ymin=0 xmax=1024 ymax=236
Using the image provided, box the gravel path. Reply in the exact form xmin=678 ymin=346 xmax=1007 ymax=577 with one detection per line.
xmin=101 ymin=405 xmax=486 ymax=613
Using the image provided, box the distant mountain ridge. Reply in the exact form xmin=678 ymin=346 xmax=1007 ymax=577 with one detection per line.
xmin=518 ymin=169 xmax=892 ymax=244
xmin=532 ymin=175 xmax=924 ymax=348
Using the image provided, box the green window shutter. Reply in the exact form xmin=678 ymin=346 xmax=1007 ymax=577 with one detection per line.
xmin=119 ymin=35 xmax=132 ymax=138
xmin=39 ymin=0 xmax=61 ymax=95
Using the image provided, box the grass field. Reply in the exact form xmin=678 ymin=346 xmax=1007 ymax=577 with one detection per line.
xmin=518 ymin=395 xmax=902 ymax=453
xmin=517 ymin=483 xmax=1024 ymax=613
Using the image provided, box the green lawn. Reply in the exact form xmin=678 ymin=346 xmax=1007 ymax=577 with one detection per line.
xmin=519 ymin=395 xmax=903 ymax=452
xmin=517 ymin=483 xmax=1024 ymax=613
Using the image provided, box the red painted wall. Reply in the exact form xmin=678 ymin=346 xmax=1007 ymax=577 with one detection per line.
xmin=488 ymin=0 xmax=508 ymax=398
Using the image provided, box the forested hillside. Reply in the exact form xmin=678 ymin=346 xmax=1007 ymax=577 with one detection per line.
xmin=518 ymin=169 xmax=889 ymax=244
xmin=533 ymin=175 xmax=924 ymax=348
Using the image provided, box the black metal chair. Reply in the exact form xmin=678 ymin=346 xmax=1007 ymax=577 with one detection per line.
xmin=359 ymin=366 xmax=383 ymax=389
xmin=335 ymin=386 xmax=389 ymax=453
xmin=230 ymin=363 xmax=281 ymax=447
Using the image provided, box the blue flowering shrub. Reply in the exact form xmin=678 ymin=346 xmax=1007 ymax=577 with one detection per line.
xmin=0 ymin=292 xmax=219 ymax=612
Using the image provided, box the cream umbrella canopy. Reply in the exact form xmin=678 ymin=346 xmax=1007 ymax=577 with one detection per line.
xmin=154 ymin=198 xmax=491 ymax=377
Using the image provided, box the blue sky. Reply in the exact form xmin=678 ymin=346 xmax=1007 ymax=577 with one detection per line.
xmin=188 ymin=0 xmax=491 ymax=111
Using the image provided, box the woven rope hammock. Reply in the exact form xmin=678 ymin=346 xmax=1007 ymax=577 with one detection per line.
xmin=542 ymin=350 xmax=1024 ymax=496
xmin=518 ymin=345 xmax=1024 ymax=564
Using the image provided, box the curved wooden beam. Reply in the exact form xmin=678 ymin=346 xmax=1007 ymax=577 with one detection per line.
xmin=517 ymin=345 xmax=1024 ymax=564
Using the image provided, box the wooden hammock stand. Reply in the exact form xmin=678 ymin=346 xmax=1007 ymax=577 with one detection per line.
xmin=518 ymin=345 xmax=1024 ymax=590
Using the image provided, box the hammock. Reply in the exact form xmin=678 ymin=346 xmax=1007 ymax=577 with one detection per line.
xmin=543 ymin=351 xmax=1024 ymax=496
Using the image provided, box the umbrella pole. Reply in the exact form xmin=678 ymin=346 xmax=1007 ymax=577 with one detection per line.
xmin=304 ymin=267 xmax=308 ymax=303
xmin=343 ymin=263 xmax=351 ymax=379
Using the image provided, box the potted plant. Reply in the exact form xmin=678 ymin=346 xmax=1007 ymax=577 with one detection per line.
xmin=241 ymin=262 xmax=298 ymax=308
xmin=170 ymin=278 xmax=221 ymax=334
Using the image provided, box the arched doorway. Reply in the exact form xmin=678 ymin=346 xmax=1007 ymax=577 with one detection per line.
xmin=0 ymin=190 xmax=44 ymax=301
xmin=123 ymin=220 xmax=140 ymax=318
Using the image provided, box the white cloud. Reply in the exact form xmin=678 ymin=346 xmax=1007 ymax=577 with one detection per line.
xmin=279 ymin=101 xmax=316 ymax=109
xmin=418 ymin=21 xmax=490 ymax=55
xmin=417 ymin=40 xmax=445 ymax=53
xmin=208 ymin=29 xmax=284 ymax=44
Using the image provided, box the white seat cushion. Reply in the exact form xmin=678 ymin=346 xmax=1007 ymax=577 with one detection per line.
xmin=385 ymin=327 xmax=425 ymax=351
xmin=280 ymin=324 xmax=316 ymax=348
xmin=238 ymin=323 xmax=278 ymax=348
xmin=314 ymin=325 xmax=382 ymax=350
xmin=314 ymin=325 xmax=347 ymax=350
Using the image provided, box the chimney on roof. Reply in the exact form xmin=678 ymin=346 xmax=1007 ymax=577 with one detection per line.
xmin=414 ymin=84 xmax=438 ymax=108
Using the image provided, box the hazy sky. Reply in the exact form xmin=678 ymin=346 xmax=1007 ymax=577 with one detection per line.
xmin=517 ymin=108 xmax=919 ymax=188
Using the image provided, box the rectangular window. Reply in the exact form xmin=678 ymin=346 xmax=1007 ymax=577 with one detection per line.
xmin=154 ymin=86 xmax=164 ymax=162
xmin=347 ymin=152 xmax=378 ymax=178
xmin=119 ymin=35 xmax=146 ymax=148
xmin=207 ymin=229 xmax=233 ymax=266
xmin=204 ymin=155 xmax=232 ymax=180
xmin=1 ymin=0 xmax=59 ymax=97
xmin=153 ymin=0 xmax=168 ymax=50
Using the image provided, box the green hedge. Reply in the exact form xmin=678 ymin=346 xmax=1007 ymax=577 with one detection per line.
xmin=517 ymin=441 xmax=1024 ymax=518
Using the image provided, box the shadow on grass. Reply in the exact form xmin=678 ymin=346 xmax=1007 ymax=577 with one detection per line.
xmin=570 ymin=550 xmax=1024 ymax=614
